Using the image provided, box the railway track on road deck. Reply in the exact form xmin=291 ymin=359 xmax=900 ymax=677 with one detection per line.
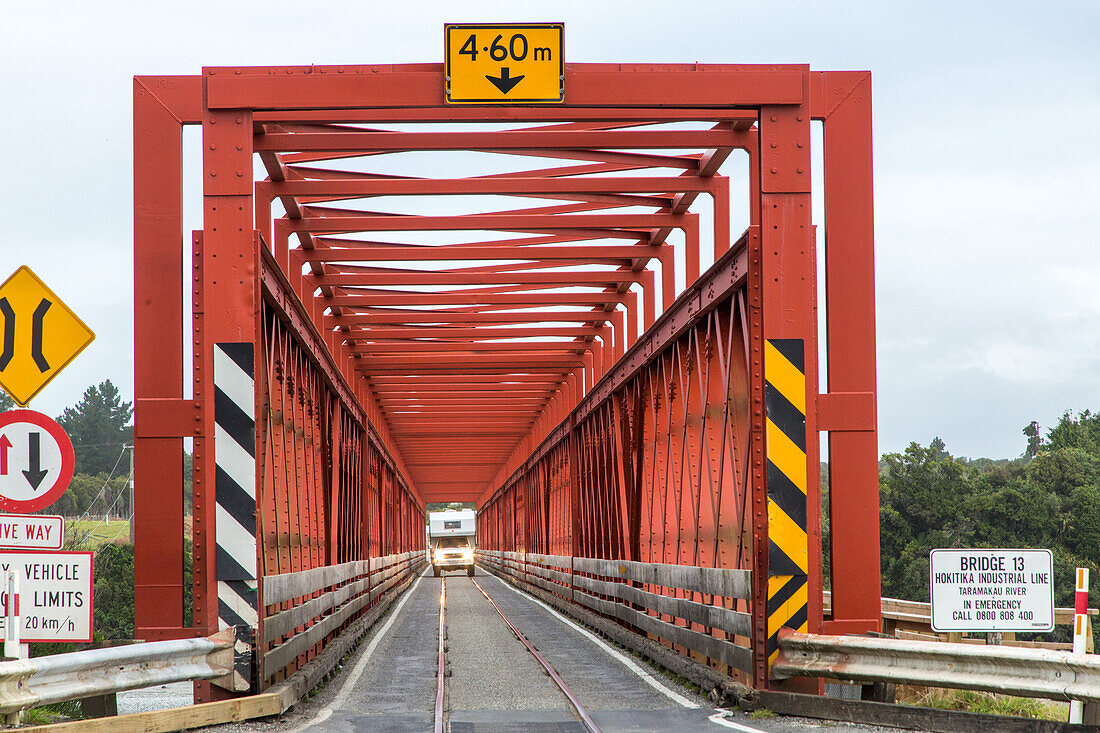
xmin=434 ymin=574 xmax=603 ymax=733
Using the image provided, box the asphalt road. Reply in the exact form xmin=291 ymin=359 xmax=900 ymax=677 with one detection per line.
xmin=234 ymin=566 xmax=907 ymax=733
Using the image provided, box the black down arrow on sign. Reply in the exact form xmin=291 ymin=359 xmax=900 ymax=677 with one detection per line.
xmin=22 ymin=432 xmax=48 ymax=491
xmin=485 ymin=67 xmax=525 ymax=94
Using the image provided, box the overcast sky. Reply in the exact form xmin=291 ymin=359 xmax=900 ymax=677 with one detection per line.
xmin=0 ymin=1 xmax=1096 ymax=459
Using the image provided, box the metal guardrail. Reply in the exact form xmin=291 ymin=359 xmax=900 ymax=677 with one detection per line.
xmin=0 ymin=558 xmax=428 ymax=730
xmin=0 ymin=632 xmax=233 ymax=715
xmin=823 ymin=590 xmax=1099 ymax=649
xmin=772 ymin=629 xmax=1100 ymax=703
xmin=0 ymin=553 xmax=425 ymax=718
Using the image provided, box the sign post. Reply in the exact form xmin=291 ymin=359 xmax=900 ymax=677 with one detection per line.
xmin=1 ymin=571 xmax=20 ymax=726
xmin=2 ymin=571 xmax=19 ymax=658
xmin=930 ymin=549 xmax=1054 ymax=633
xmin=1070 ymin=567 xmax=1089 ymax=723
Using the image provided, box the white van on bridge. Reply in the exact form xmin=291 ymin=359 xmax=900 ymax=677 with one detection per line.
xmin=428 ymin=509 xmax=476 ymax=577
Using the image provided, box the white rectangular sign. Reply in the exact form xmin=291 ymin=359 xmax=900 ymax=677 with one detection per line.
xmin=0 ymin=551 xmax=93 ymax=642
xmin=0 ymin=514 xmax=64 ymax=550
xmin=930 ymin=548 xmax=1054 ymax=632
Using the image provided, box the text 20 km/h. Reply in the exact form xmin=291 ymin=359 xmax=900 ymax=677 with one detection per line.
xmin=444 ymin=23 xmax=564 ymax=104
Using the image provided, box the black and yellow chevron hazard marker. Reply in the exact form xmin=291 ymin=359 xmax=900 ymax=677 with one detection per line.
xmin=765 ymin=338 xmax=808 ymax=668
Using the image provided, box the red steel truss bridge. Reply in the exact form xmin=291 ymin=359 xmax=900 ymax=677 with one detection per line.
xmin=132 ymin=62 xmax=879 ymax=707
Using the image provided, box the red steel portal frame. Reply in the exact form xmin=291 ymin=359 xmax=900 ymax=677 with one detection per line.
xmin=133 ymin=63 xmax=879 ymax=692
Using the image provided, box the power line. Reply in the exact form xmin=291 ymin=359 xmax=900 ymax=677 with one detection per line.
xmin=67 ymin=445 xmax=130 ymax=548
xmin=66 ymin=439 xmax=131 ymax=449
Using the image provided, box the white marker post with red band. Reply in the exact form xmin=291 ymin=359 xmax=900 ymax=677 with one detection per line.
xmin=0 ymin=572 xmax=19 ymax=726
xmin=1070 ymin=567 xmax=1089 ymax=724
xmin=2 ymin=570 xmax=19 ymax=659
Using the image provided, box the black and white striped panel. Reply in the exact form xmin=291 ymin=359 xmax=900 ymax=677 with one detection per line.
xmin=214 ymin=342 xmax=258 ymax=631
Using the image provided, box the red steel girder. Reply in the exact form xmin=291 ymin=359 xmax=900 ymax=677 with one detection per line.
xmin=358 ymin=354 xmax=587 ymax=368
xmin=253 ymin=129 xmax=749 ymax=152
xmin=381 ymin=399 xmax=550 ymax=407
xmin=327 ymin=292 xmax=628 ymax=308
xmin=337 ymin=311 xmax=617 ymax=325
xmin=295 ymin=244 xmax=666 ymax=262
xmin=277 ymin=145 xmax=702 ymax=171
xmin=357 ymin=327 xmax=602 ymax=340
xmin=310 ymin=269 xmax=647 ymax=288
xmin=251 ymin=107 xmax=760 ymax=124
xmin=282 ymin=212 xmax=691 ymax=234
xmin=261 ymin=175 xmax=722 ymax=198
xmin=203 ymin=65 xmax=805 ymax=109
xmin=372 ymin=384 xmax=560 ymax=393
xmin=368 ymin=374 xmax=560 ymax=385
xmin=356 ymin=342 xmax=589 ymax=354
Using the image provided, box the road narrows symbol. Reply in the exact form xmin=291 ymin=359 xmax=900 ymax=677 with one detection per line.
xmin=0 ymin=266 xmax=94 ymax=406
xmin=0 ymin=298 xmax=13 ymax=371
xmin=31 ymin=298 xmax=51 ymax=372
xmin=22 ymin=432 xmax=46 ymax=491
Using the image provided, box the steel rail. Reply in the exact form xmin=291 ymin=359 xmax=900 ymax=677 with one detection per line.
xmin=773 ymin=629 xmax=1100 ymax=703
xmin=435 ymin=576 xmax=447 ymax=733
xmin=470 ymin=577 xmax=603 ymax=733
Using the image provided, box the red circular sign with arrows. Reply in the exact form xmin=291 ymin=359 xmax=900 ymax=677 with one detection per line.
xmin=0 ymin=409 xmax=75 ymax=512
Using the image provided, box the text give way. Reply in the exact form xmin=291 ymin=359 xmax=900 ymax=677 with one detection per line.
xmin=0 ymin=514 xmax=63 ymax=550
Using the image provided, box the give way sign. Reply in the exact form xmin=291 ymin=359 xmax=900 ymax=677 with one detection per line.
xmin=0 ymin=410 xmax=75 ymax=513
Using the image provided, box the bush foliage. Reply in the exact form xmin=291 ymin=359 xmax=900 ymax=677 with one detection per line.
xmin=877 ymin=410 xmax=1100 ymax=614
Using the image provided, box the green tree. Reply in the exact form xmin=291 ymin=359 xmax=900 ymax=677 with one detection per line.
xmin=879 ymin=438 xmax=978 ymax=601
xmin=1022 ymin=411 xmax=1100 ymax=610
xmin=57 ymin=381 xmax=132 ymax=475
xmin=1045 ymin=410 xmax=1100 ymax=454
xmin=879 ymin=413 xmax=1100 ymax=631
xmin=93 ymin=543 xmax=134 ymax=639
xmin=0 ymin=389 xmax=14 ymax=411
xmin=1023 ymin=421 xmax=1042 ymax=459
xmin=53 ymin=473 xmax=130 ymax=518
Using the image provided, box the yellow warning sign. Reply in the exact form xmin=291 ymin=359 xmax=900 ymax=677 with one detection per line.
xmin=445 ymin=24 xmax=564 ymax=104
xmin=0 ymin=266 xmax=95 ymax=406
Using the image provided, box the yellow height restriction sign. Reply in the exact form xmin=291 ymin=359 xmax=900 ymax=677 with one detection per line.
xmin=445 ymin=24 xmax=564 ymax=104
xmin=0 ymin=266 xmax=94 ymax=406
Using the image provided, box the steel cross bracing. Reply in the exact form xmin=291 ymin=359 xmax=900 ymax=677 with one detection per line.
xmin=253 ymin=114 xmax=749 ymax=506
xmin=133 ymin=64 xmax=878 ymax=697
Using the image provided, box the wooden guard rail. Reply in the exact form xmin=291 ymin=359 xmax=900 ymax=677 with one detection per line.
xmin=477 ymin=550 xmax=753 ymax=674
xmin=261 ymin=550 xmax=425 ymax=682
xmin=823 ymin=591 xmax=1098 ymax=650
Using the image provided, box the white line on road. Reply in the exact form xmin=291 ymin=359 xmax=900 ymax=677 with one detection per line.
xmin=708 ymin=709 xmax=768 ymax=732
xmin=481 ymin=567 xmax=700 ymax=708
xmin=288 ymin=570 xmax=427 ymax=732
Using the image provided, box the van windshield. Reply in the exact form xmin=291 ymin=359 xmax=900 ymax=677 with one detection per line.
xmin=436 ymin=536 xmax=472 ymax=549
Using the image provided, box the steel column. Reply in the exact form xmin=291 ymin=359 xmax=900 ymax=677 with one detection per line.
xmin=815 ymin=72 xmax=881 ymax=635
xmin=133 ymin=80 xmax=186 ymax=640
